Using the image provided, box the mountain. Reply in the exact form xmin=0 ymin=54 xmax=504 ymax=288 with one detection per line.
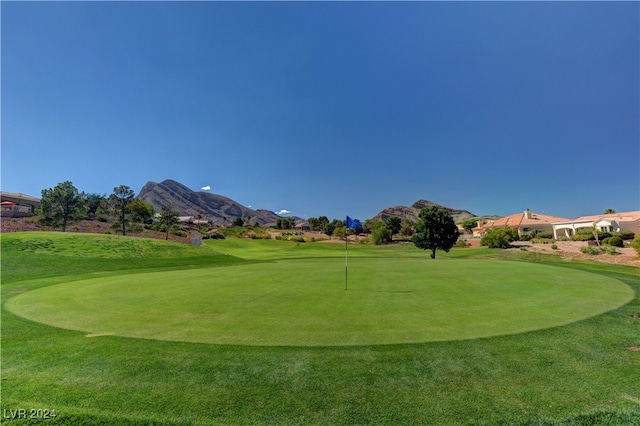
xmin=137 ymin=180 xmax=281 ymax=226
xmin=371 ymin=199 xmax=476 ymax=224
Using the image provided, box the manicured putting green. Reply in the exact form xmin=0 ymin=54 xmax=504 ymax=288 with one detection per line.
xmin=8 ymin=258 xmax=633 ymax=346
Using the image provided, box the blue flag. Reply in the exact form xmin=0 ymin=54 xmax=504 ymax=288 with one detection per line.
xmin=346 ymin=216 xmax=362 ymax=230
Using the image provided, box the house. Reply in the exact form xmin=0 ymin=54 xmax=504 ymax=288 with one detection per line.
xmin=0 ymin=192 xmax=41 ymax=218
xmin=295 ymin=220 xmax=310 ymax=231
xmin=552 ymin=211 xmax=640 ymax=239
xmin=473 ymin=209 xmax=570 ymax=237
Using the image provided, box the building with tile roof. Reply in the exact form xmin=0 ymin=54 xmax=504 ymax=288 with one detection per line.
xmin=0 ymin=192 xmax=41 ymax=218
xmin=473 ymin=209 xmax=570 ymax=237
xmin=551 ymin=211 xmax=640 ymax=239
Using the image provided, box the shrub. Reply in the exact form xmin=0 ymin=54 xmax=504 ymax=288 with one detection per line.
xmin=604 ymin=236 xmax=623 ymax=247
xmin=532 ymin=230 xmax=554 ymax=239
xmin=615 ymin=230 xmax=635 ymax=240
xmin=600 ymin=245 xmax=619 ymax=255
xmin=631 ymin=235 xmax=640 ymax=254
xmin=531 ymin=238 xmax=555 ymax=244
xmin=519 ymin=233 xmax=533 ymax=241
xmin=572 ymin=231 xmax=594 ymax=241
xmin=455 ymin=239 xmax=468 ymax=248
xmin=249 ymin=232 xmax=271 ymax=240
xmin=551 ymin=244 xmax=558 ymax=250
xmin=480 ymin=227 xmax=519 ymax=248
xmin=580 ymin=246 xmax=600 ymax=255
xmin=203 ymin=232 xmax=225 ymax=240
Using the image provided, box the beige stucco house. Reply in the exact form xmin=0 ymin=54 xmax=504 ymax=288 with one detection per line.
xmin=552 ymin=211 xmax=640 ymax=239
xmin=473 ymin=209 xmax=570 ymax=237
xmin=0 ymin=192 xmax=41 ymax=218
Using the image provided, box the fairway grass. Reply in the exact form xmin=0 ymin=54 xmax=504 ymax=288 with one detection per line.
xmin=7 ymin=258 xmax=633 ymax=346
xmin=2 ymin=232 xmax=639 ymax=425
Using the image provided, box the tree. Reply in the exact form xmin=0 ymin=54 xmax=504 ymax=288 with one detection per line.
xmin=362 ymin=218 xmax=375 ymax=235
xmin=412 ymin=206 xmax=460 ymax=258
xmin=460 ymin=218 xmax=478 ymax=234
xmin=38 ymin=181 xmax=86 ymax=231
xmin=276 ymin=217 xmax=296 ymax=230
xmin=372 ymin=221 xmax=392 ymax=245
xmin=84 ymin=193 xmax=107 ymax=220
xmin=159 ymin=204 xmax=179 ymax=240
xmin=480 ymin=227 xmax=519 ymax=249
xmin=332 ymin=225 xmax=346 ymax=240
xmin=323 ymin=219 xmax=343 ymax=239
xmin=108 ymin=185 xmax=135 ymax=236
xmin=317 ymin=216 xmax=330 ymax=232
xmin=307 ymin=217 xmax=321 ymax=231
xmin=129 ymin=199 xmax=155 ymax=224
xmin=231 ymin=217 xmax=245 ymax=227
xmin=604 ymin=208 xmax=616 ymax=214
xmin=384 ymin=216 xmax=402 ymax=237
xmin=400 ymin=219 xmax=414 ymax=239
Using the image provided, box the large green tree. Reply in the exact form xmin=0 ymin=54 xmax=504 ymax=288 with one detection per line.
xmin=412 ymin=206 xmax=460 ymax=259
xmin=372 ymin=221 xmax=392 ymax=245
xmin=129 ymin=199 xmax=155 ymax=224
xmin=108 ymin=185 xmax=135 ymax=236
xmin=84 ymin=193 xmax=107 ymax=220
xmin=38 ymin=181 xmax=86 ymax=231
xmin=159 ymin=204 xmax=180 ymax=240
xmin=384 ymin=216 xmax=402 ymax=237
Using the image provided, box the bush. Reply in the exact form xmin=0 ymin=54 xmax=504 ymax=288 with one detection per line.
xmin=600 ymin=245 xmax=619 ymax=255
xmin=551 ymin=244 xmax=558 ymax=250
xmin=203 ymin=232 xmax=225 ymax=240
xmin=455 ymin=239 xmax=468 ymax=248
xmin=615 ymin=230 xmax=635 ymax=240
xmin=572 ymin=231 xmax=594 ymax=241
xmin=531 ymin=238 xmax=555 ymax=244
xmin=519 ymin=233 xmax=533 ymax=241
xmin=480 ymin=227 xmax=519 ymax=248
xmin=534 ymin=230 xmax=554 ymax=239
xmin=603 ymin=236 xmax=623 ymax=247
xmin=580 ymin=246 xmax=600 ymax=255
xmin=249 ymin=232 xmax=271 ymax=240
xmin=631 ymin=235 xmax=640 ymax=254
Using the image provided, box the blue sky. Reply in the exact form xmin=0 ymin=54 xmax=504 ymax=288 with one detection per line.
xmin=2 ymin=1 xmax=638 ymax=220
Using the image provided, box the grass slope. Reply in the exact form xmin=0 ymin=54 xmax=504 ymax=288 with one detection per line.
xmin=2 ymin=232 xmax=639 ymax=425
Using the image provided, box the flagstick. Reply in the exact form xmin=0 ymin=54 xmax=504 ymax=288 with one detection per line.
xmin=345 ymin=230 xmax=348 ymax=291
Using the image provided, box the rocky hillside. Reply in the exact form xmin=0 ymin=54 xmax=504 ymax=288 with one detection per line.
xmin=372 ymin=199 xmax=476 ymax=224
xmin=137 ymin=180 xmax=281 ymax=226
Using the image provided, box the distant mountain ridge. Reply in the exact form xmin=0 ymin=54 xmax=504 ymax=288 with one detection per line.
xmin=137 ymin=180 xmax=482 ymax=226
xmin=137 ymin=180 xmax=281 ymax=226
xmin=372 ymin=199 xmax=476 ymax=224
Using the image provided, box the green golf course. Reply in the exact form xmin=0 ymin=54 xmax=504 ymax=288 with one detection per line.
xmin=2 ymin=232 xmax=639 ymax=425
xmin=6 ymin=257 xmax=633 ymax=346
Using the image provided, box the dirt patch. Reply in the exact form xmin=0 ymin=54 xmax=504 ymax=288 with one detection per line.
xmin=626 ymin=346 xmax=640 ymax=352
xmin=85 ymin=332 xmax=115 ymax=338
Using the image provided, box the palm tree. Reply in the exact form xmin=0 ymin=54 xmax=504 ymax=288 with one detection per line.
xmin=604 ymin=208 xmax=616 ymax=214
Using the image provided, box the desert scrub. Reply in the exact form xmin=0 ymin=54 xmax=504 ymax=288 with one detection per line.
xmin=580 ymin=246 xmax=600 ymax=255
